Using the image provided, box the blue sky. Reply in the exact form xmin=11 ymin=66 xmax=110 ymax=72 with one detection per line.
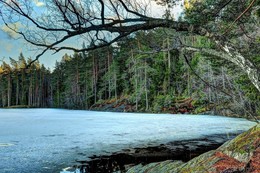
xmin=0 ymin=28 xmax=72 ymax=69
xmin=0 ymin=27 xmax=74 ymax=69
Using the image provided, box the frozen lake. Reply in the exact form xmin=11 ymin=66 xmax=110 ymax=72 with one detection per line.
xmin=0 ymin=109 xmax=256 ymax=173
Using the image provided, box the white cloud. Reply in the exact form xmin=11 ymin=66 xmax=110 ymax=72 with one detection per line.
xmin=138 ymin=0 xmax=184 ymax=19
xmin=33 ymin=0 xmax=45 ymax=7
xmin=1 ymin=22 xmax=23 ymax=39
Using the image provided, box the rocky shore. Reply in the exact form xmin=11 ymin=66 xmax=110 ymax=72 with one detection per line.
xmin=89 ymin=97 xmax=260 ymax=121
xmin=127 ymin=124 xmax=260 ymax=173
xmin=73 ymin=132 xmax=246 ymax=173
xmin=90 ymin=97 xmax=195 ymax=114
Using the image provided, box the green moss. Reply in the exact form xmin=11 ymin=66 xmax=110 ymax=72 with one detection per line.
xmin=226 ymin=125 xmax=259 ymax=152
xmin=178 ymin=150 xmax=218 ymax=173
xmin=194 ymin=106 xmax=207 ymax=114
xmin=219 ymin=124 xmax=260 ymax=162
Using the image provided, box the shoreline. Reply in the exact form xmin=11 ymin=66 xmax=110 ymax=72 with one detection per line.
xmin=1 ymin=106 xmax=256 ymax=119
xmin=69 ymin=132 xmax=243 ymax=173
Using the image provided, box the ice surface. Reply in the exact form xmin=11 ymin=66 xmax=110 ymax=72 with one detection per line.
xmin=0 ymin=109 xmax=256 ymax=173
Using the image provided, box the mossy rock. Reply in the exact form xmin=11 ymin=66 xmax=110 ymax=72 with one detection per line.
xmin=218 ymin=124 xmax=260 ymax=162
xmin=176 ymin=150 xmax=218 ymax=173
xmin=127 ymin=160 xmax=183 ymax=173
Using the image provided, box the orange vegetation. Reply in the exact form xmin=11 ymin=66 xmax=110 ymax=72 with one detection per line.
xmin=213 ymin=151 xmax=246 ymax=172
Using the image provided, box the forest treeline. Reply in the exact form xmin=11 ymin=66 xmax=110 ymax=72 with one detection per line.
xmin=0 ymin=29 xmax=259 ymax=117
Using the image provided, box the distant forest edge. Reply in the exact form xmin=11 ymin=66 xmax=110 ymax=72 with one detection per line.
xmin=0 ymin=29 xmax=259 ymax=118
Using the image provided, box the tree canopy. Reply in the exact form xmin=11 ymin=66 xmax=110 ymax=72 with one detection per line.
xmin=0 ymin=0 xmax=259 ymax=92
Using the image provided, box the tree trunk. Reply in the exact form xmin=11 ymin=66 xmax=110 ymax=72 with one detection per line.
xmin=85 ymin=66 xmax=89 ymax=109
xmin=92 ymin=55 xmax=98 ymax=104
xmin=208 ymin=62 xmax=212 ymax=103
xmin=114 ymin=67 xmax=117 ymax=102
xmin=7 ymin=74 xmax=12 ymax=107
xmin=220 ymin=44 xmax=260 ymax=93
xmin=163 ymin=40 xmax=167 ymax=95
xmin=76 ymin=57 xmax=80 ymax=106
xmin=184 ymin=44 xmax=260 ymax=93
xmin=107 ymin=51 xmax=111 ymax=99
xmin=145 ymin=59 xmax=149 ymax=111
xmin=56 ymin=79 xmax=60 ymax=107
xmin=21 ymin=69 xmax=26 ymax=105
xmin=16 ymin=75 xmax=19 ymax=105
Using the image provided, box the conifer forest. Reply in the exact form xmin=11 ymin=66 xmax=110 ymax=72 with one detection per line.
xmin=0 ymin=28 xmax=259 ymax=119
xmin=0 ymin=0 xmax=259 ymax=120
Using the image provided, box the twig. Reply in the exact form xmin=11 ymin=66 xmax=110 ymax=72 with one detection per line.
xmin=223 ymin=0 xmax=256 ymax=35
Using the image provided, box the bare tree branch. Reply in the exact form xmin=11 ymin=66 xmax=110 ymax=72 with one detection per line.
xmin=223 ymin=0 xmax=257 ymax=35
xmin=98 ymin=0 xmax=105 ymax=25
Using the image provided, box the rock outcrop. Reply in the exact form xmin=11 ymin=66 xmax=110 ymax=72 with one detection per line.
xmin=127 ymin=124 xmax=260 ymax=173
